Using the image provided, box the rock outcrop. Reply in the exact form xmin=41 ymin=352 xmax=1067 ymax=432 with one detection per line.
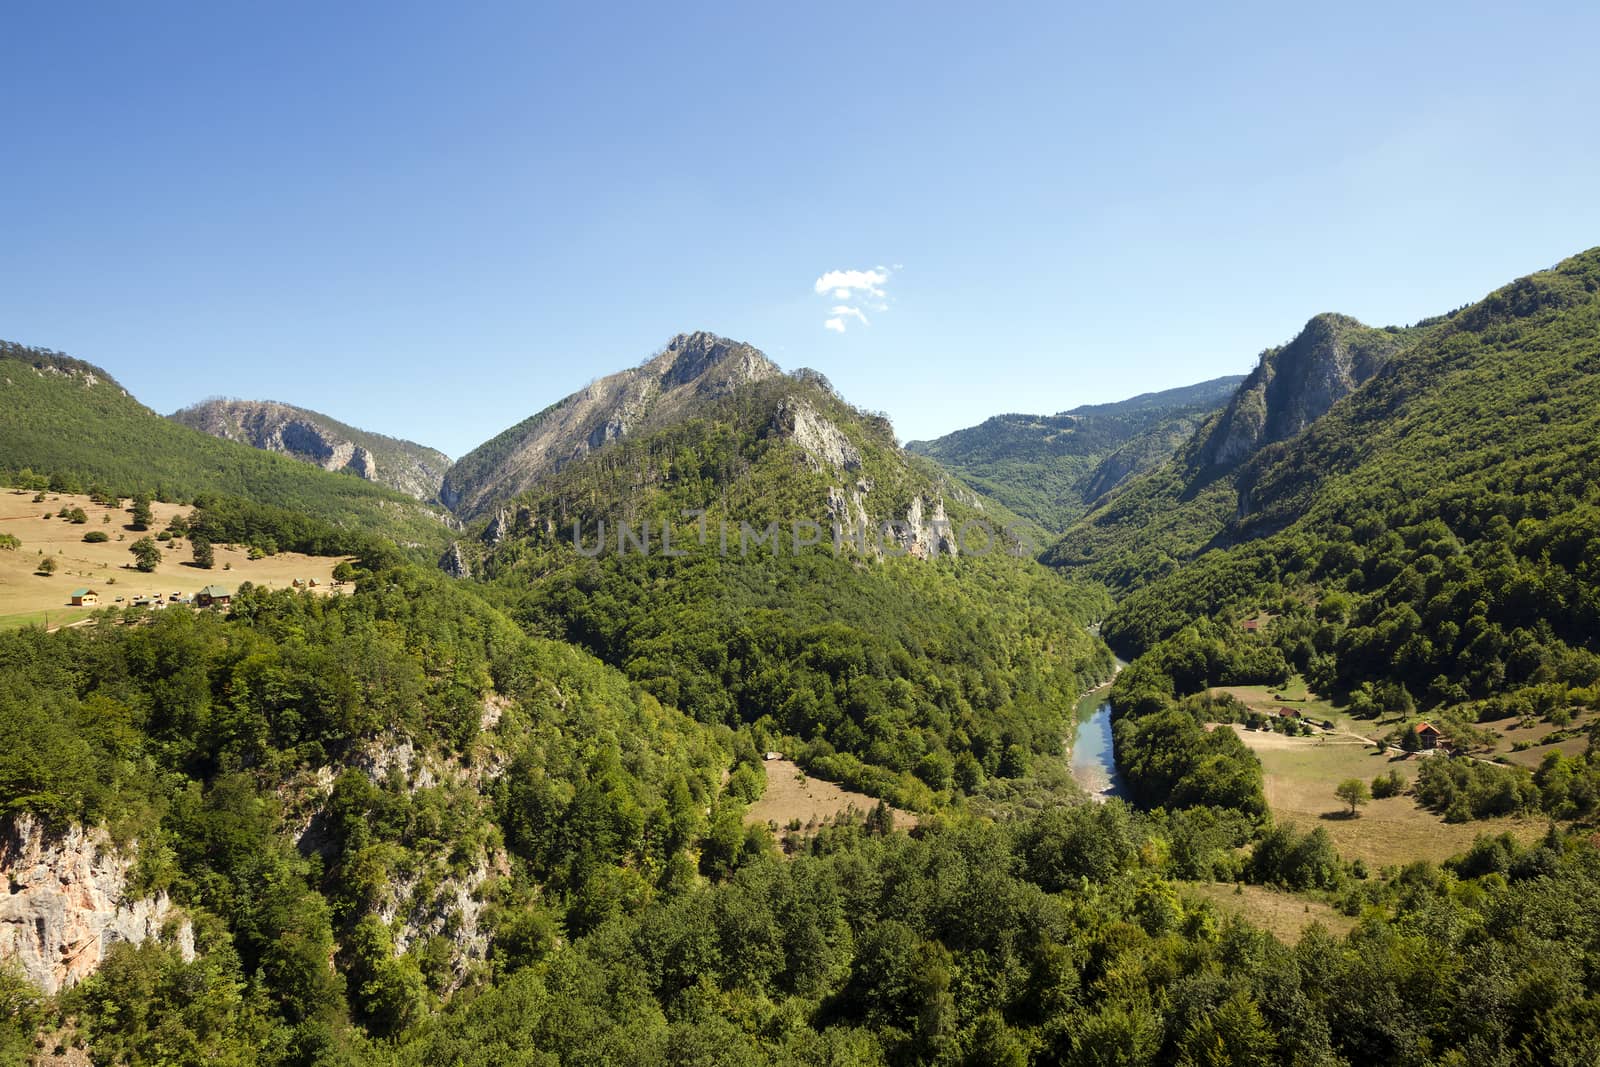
xmin=440 ymin=541 xmax=472 ymax=579
xmin=1199 ymin=314 xmax=1405 ymax=470
xmin=440 ymin=332 xmax=782 ymax=518
xmin=0 ymin=814 xmax=193 ymax=994
xmin=776 ymin=397 xmax=862 ymax=472
xmin=171 ymin=399 xmax=452 ymax=503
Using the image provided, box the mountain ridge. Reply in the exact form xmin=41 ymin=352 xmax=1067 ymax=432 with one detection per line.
xmin=439 ymin=330 xmax=783 ymax=518
xmin=906 ymin=374 xmax=1244 ymax=532
xmin=0 ymin=339 xmax=450 ymax=552
xmin=171 ymin=397 xmax=452 ymax=504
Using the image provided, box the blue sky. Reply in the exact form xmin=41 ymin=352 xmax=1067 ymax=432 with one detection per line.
xmin=4 ymin=2 xmax=1598 ymax=458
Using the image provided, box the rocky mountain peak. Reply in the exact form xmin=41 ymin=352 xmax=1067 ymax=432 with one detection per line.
xmin=439 ymin=332 xmax=783 ymax=518
xmin=1198 ymin=313 xmax=1405 ymax=470
xmin=657 ymin=331 xmax=779 ymax=390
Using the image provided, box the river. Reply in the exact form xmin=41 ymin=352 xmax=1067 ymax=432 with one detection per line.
xmin=1068 ymin=659 xmax=1128 ymax=801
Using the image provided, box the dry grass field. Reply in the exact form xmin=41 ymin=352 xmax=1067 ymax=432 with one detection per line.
xmin=1225 ymin=724 xmax=1543 ymax=868
xmin=745 ymin=758 xmax=917 ymax=836
xmin=1180 ymin=881 xmax=1356 ymax=942
xmin=1488 ymin=712 xmax=1596 ymax=768
xmin=0 ymin=490 xmax=348 ymax=628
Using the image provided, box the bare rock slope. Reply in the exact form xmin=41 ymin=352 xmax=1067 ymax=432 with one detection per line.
xmin=440 ymin=331 xmax=781 ymax=518
xmin=172 ymin=398 xmax=452 ymax=504
xmin=0 ymin=814 xmax=193 ymax=994
xmin=1197 ymin=313 xmax=1406 ymax=470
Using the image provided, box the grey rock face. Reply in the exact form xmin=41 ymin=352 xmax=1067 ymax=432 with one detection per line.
xmin=776 ymin=397 xmax=862 ymax=472
xmin=440 ymin=331 xmax=782 ymax=518
xmin=1200 ymin=314 xmax=1403 ymax=470
xmin=171 ymin=399 xmax=451 ymax=503
xmin=440 ymin=541 xmax=472 ymax=579
xmin=0 ymin=814 xmax=193 ymax=993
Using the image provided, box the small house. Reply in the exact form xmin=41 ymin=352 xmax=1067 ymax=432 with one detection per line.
xmin=69 ymin=588 xmax=98 ymax=606
xmin=196 ymin=584 xmax=232 ymax=608
xmin=1276 ymin=706 xmax=1301 ymax=719
xmin=1414 ymin=722 xmax=1443 ymax=750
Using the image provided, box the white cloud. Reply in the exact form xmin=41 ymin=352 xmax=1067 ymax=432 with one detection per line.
xmin=815 ymin=266 xmax=895 ymax=332
xmin=814 ymin=268 xmax=888 ymax=300
xmin=830 ymin=305 xmax=870 ymax=326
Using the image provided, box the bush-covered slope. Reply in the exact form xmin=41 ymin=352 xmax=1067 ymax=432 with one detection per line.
xmin=0 ymin=341 xmax=449 ymax=551
xmin=9 ymin=573 xmax=1600 ymax=1063
xmin=1042 ymin=315 xmax=1425 ymax=588
xmin=906 ymin=375 xmax=1242 ymax=533
xmin=469 ymin=372 xmax=1115 ymax=809
xmin=1100 ymin=248 xmax=1600 ymax=721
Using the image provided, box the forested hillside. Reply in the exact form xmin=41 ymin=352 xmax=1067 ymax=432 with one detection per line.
xmin=1041 ymin=314 xmax=1423 ymax=589
xmin=906 ymin=375 xmax=1242 ymax=533
xmin=0 ymin=342 xmax=450 ymax=552
xmin=469 ymin=371 xmax=1114 ymax=811
xmin=5 ymin=554 xmax=1600 ymax=1063
xmin=8 ymin=257 xmax=1600 ymax=1063
xmin=1089 ymin=248 xmax=1600 ymax=760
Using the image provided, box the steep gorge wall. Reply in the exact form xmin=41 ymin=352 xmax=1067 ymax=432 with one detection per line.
xmin=0 ymin=815 xmax=192 ymax=994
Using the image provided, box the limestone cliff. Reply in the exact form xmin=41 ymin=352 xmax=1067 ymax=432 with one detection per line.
xmin=171 ymin=398 xmax=452 ymax=504
xmin=1198 ymin=313 xmax=1406 ymax=470
xmin=440 ymin=332 xmax=782 ymax=518
xmin=0 ymin=814 xmax=193 ymax=994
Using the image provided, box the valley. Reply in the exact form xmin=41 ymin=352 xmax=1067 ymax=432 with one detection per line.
xmin=9 ymin=9 xmax=1600 ymax=1061
xmin=4 ymin=248 xmax=1600 ymax=1062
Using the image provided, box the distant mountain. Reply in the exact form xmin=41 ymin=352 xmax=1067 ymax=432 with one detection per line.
xmin=457 ymin=334 xmax=1112 ymax=805
xmin=171 ymin=398 xmax=451 ymax=504
xmin=1041 ymin=314 xmax=1419 ymax=588
xmin=440 ymin=331 xmax=783 ymax=518
xmin=905 ymin=375 xmax=1243 ymax=532
xmin=1095 ymin=246 xmax=1600 ymax=730
xmin=0 ymin=340 xmax=448 ymax=550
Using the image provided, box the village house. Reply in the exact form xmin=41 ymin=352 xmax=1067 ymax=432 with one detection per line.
xmin=196 ymin=584 xmax=232 ymax=608
xmin=69 ymin=588 xmax=98 ymax=606
xmin=1414 ymin=721 xmax=1444 ymax=750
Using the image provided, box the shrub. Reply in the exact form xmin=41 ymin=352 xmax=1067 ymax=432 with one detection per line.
xmin=1371 ymin=770 xmax=1406 ymax=798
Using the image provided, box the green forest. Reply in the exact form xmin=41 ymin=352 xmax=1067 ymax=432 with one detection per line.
xmin=5 ymin=251 xmax=1600 ymax=1063
xmin=906 ymin=376 xmax=1242 ymax=534
xmin=6 ymin=556 xmax=1600 ymax=1064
